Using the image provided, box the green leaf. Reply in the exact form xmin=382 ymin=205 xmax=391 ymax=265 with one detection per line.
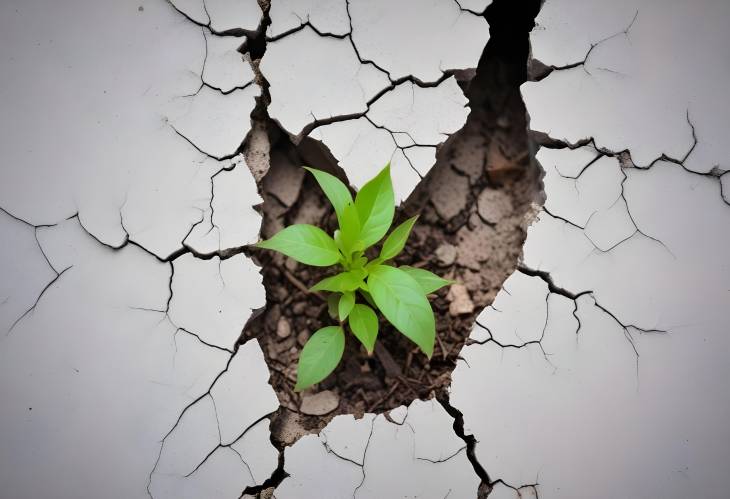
xmin=399 ymin=266 xmax=453 ymax=294
xmin=338 ymin=291 xmax=355 ymax=320
xmin=295 ymin=326 xmax=345 ymax=391
xmin=311 ymin=269 xmax=367 ymax=292
xmin=304 ymin=167 xmax=353 ymax=225
xmin=339 ymin=202 xmax=362 ymax=255
xmin=367 ymin=265 xmax=435 ymax=358
xmin=257 ymin=224 xmax=340 ymax=266
xmin=355 ymin=164 xmax=395 ymax=248
xmin=348 ymin=304 xmax=379 ymax=354
xmin=379 ymin=215 xmax=418 ymax=261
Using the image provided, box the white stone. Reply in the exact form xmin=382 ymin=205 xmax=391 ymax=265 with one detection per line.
xmin=349 ymin=0 xmax=489 ymax=82
xmin=169 ymin=253 xmax=264 ymax=349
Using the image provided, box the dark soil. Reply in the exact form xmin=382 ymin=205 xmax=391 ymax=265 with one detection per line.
xmin=240 ymin=0 xmax=543 ymax=445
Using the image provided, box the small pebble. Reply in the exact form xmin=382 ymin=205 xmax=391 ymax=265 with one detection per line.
xmin=276 ymin=317 xmax=291 ymax=338
xmin=435 ymin=243 xmax=457 ymax=266
xmin=300 ymin=390 xmax=340 ymax=416
xmin=448 ymin=284 xmax=475 ymax=316
xmin=297 ymin=330 xmax=309 ymax=347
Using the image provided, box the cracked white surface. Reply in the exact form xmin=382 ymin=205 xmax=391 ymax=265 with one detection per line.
xmin=4 ymin=0 xmax=729 ymax=497
xmin=172 ymin=0 xmax=261 ymax=34
xmin=202 ymin=32 xmax=255 ymax=93
xmin=0 ymin=0 xmax=219 ymax=258
xmin=169 ymin=253 xmax=264 ymax=349
xmin=448 ymin=2 xmax=730 ymax=497
xmin=524 ymin=0 xmax=730 ymax=173
xmin=150 ymin=341 xmax=279 ymax=498
xmin=0 ymin=1 xmax=274 ymax=497
xmin=472 ymin=272 xmax=548 ymax=347
xmin=168 ymin=84 xmax=260 ymax=160
xmin=268 ymin=0 xmax=350 ymax=38
xmin=261 ymin=27 xmax=390 ymax=137
xmin=311 ymin=78 xmax=469 ymax=201
xmin=185 ymin=156 xmax=263 ymax=255
xmin=349 ymin=0 xmax=490 ymax=82
xmin=0 ymin=218 xmax=231 ymax=498
xmin=277 ymin=399 xmax=478 ymax=499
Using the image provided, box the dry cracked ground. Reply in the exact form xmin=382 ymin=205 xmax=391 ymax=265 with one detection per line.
xmin=1 ymin=1 xmax=729 ymax=498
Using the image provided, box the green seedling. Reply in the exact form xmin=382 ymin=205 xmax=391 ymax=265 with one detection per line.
xmin=256 ymin=164 xmax=452 ymax=391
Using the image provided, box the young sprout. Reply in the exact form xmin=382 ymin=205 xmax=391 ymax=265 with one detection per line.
xmin=256 ymin=164 xmax=452 ymax=391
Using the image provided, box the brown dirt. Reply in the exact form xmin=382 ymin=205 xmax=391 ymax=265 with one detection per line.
xmin=239 ymin=0 xmax=544 ymax=448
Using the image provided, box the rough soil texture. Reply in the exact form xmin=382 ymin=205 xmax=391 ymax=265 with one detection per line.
xmin=240 ymin=1 xmax=543 ymax=448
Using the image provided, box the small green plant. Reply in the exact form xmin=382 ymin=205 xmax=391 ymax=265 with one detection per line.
xmin=256 ymin=164 xmax=451 ymax=391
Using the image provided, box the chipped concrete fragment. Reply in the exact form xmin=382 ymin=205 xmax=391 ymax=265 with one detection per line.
xmin=0 ymin=218 xmax=230 ymax=498
xmin=525 ymin=0 xmax=730 ymax=172
xmin=268 ymin=0 xmax=349 ymax=38
xmin=300 ymin=390 xmax=340 ymax=416
xmin=202 ymin=31 xmax=255 ymax=93
xmin=477 ymin=188 xmax=514 ymax=224
xmin=435 ymin=243 xmax=458 ymax=266
xmin=277 ymin=399 xmax=479 ymax=498
xmin=230 ymin=419 xmax=280 ymax=484
xmin=174 ymin=0 xmax=261 ymax=34
xmin=170 ymin=253 xmax=265 ymax=349
xmin=210 ymin=340 xmax=279 ymax=445
xmin=321 ymin=414 xmax=376 ymax=464
xmin=349 ymin=0 xmax=489 ymax=82
xmin=447 ymin=284 xmax=475 ymax=317
xmin=168 ymin=84 xmax=260 ymax=160
xmin=263 ymin=150 xmax=307 ymax=208
xmin=430 ymin=166 xmax=470 ymax=220
xmin=0 ymin=0 xmax=216 ymax=258
xmin=261 ymin=27 xmax=390 ymax=137
xmin=367 ymin=79 xmax=469 ymax=146
xmin=185 ymin=156 xmax=263 ymax=254
xmin=477 ymin=272 xmax=548 ymax=346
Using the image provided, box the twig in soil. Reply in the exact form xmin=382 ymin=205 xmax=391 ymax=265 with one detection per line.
xmin=375 ymin=343 xmax=403 ymax=378
xmin=397 ymin=375 xmax=419 ymax=397
xmin=436 ymin=334 xmax=448 ymax=361
xmin=283 ymin=269 xmax=325 ymax=302
xmin=367 ymin=380 xmax=401 ymax=412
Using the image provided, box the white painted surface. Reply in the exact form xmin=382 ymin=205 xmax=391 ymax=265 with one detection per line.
xmin=278 ymin=399 xmax=478 ymax=499
xmin=268 ymin=0 xmax=350 ymax=37
xmin=525 ymin=0 xmax=730 ymax=173
xmin=349 ymin=0 xmax=489 ymax=82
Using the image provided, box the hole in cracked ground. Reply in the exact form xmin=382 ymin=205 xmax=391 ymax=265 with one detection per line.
xmin=239 ymin=0 xmax=543 ymax=450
